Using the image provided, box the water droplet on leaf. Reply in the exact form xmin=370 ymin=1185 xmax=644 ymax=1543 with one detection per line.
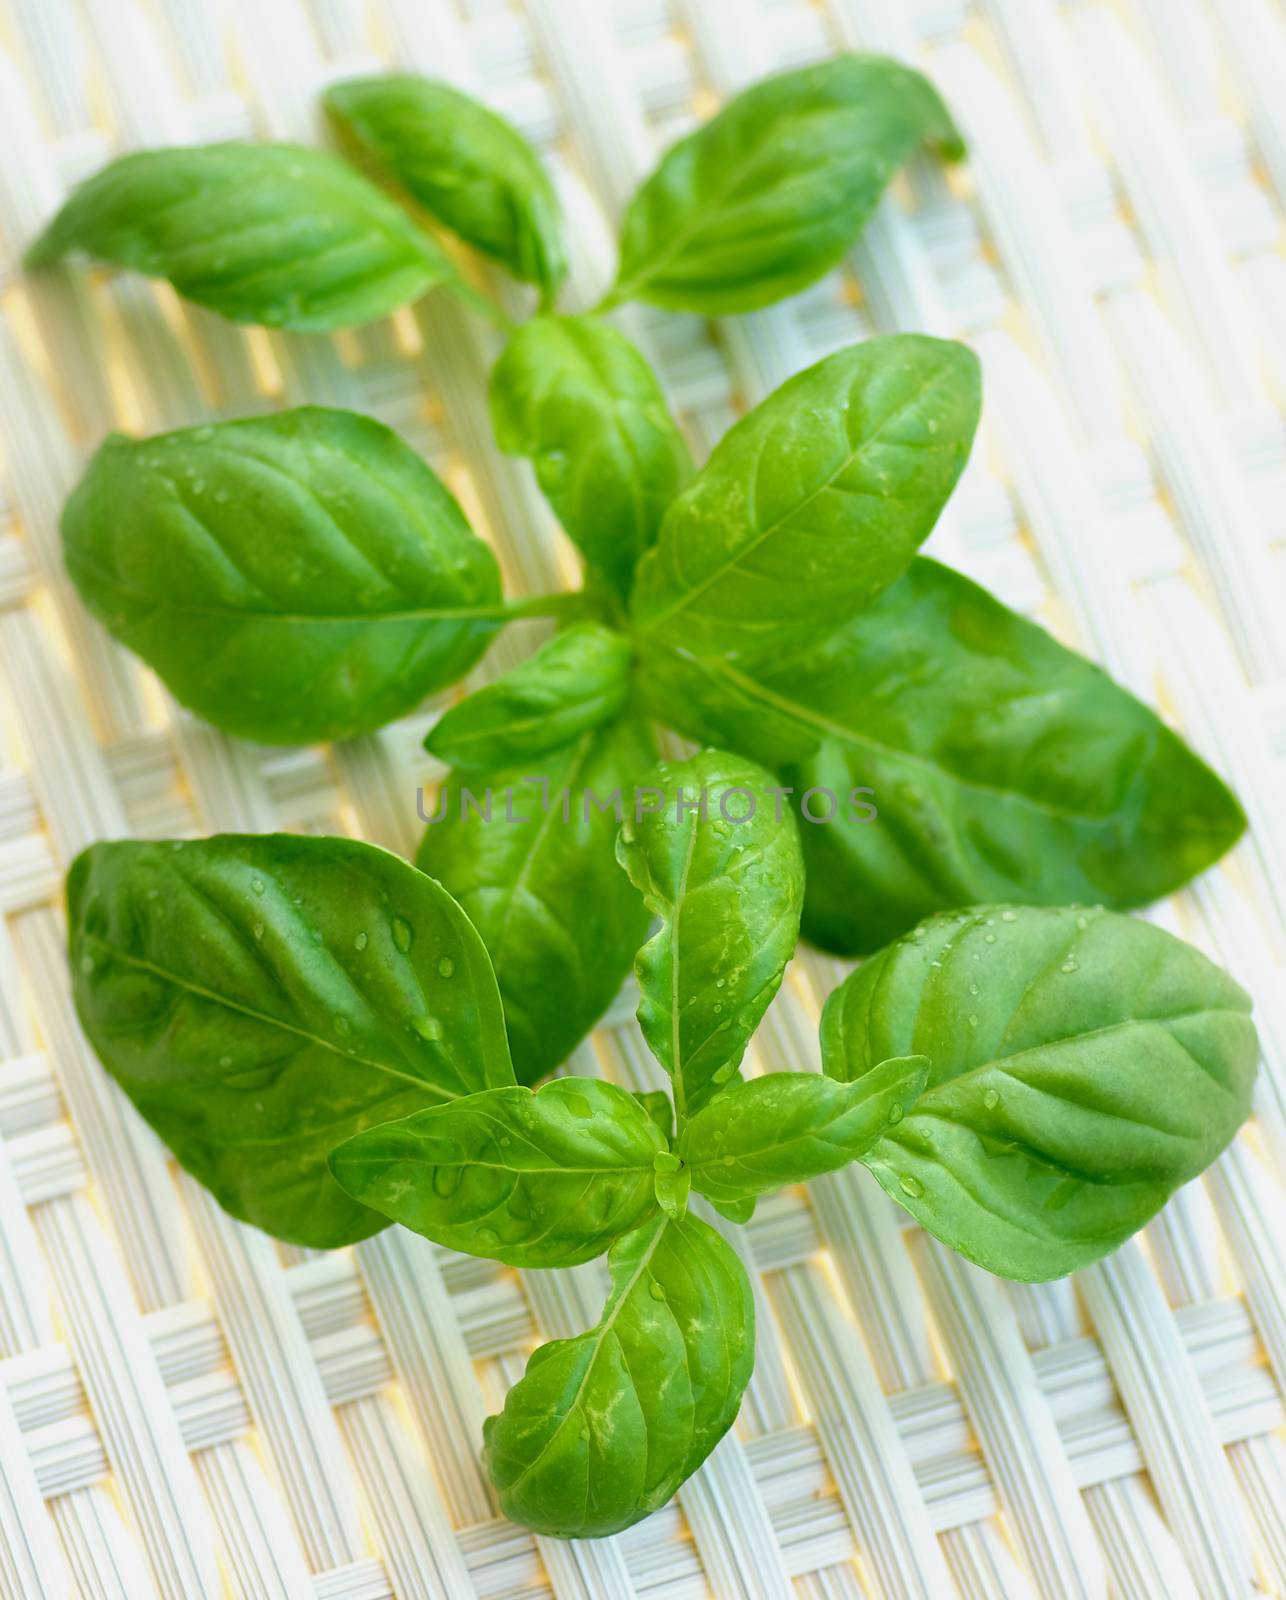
xmin=392 ymin=917 xmax=412 ymax=952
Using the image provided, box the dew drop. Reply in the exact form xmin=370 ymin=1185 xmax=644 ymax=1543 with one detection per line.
xmin=983 ymin=1088 xmax=1000 ymax=1110
xmin=1001 ymin=910 xmax=1017 ymax=922
xmin=392 ymin=917 xmax=413 ymax=952
xmin=712 ymin=1002 xmax=723 ymax=1014
xmin=1061 ymin=959 xmax=1079 ymax=974
xmin=649 ymin=1281 xmax=668 ymax=1301
xmin=888 ymin=1103 xmax=904 ymax=1124
xmin=437 ymin=955 xmax=455 ymax=978
xmin=432 ymin=1166 xmax=461 ymax=1198
xmin=333 ymin=1016 xmax=351 ymax=1036
xmin=251 ymin=877 xmax=265 ymax=896
xmin=984 ymin=933 xmax=997 ymax=944
xmin=252 ymin=921 xmax=264 ymax=940
xmin=715 ymin=977 xmax=726 ymax=989
xmin=968 ymin=1013 xmax=979 ymax=1028
xmin=412 ymin=1014 xmax=443 ymax=1042
xmin=354 ymin=931 xmax=368 ymax=950
xmin=712 ymin=1063 xmax=736 ymax=1084
xmin=899 ymin=1174 xmax=924 ymax=1198
xmin=1075 ymin=915 xmax=1088 ymax=931
xmin=475 ymin=1226 xmax=500 ymax=1248
xmin=968 ymin=982 xmax=979 ymax=996
xmin=218 ymin=1055 xmax=232 ymax=1069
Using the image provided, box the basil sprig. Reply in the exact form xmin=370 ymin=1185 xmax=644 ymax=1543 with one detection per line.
xmin=49 ymin=57 xmax=1261 ymax=1544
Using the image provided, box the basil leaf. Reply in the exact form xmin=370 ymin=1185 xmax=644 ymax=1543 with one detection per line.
xmin=616 ymin=750 xmax=804 ymax=1117
xmin=609 ymin=54 xmax=963 ymax=314
xmin=27 ymin=143 xmax=450 ymax=330
xmin=329 ymin=1078 xmax=662 ymax=1267
xmin=634 ymin=1089 xmax=675 ymax=1142
xmin=490 ymin=315 xmax=693 ymax=599
xmin=639 ymin=557 xmax=1246 ymax=953
xmin=426 ymin=622 xmax=631 ymax=770
xmin=822 ymin=905 xmax=1259 ymax=1280
xmin=325 ymin=74 xmax=565 ymax=295
xmin=67 ymin=834 xmax=514 ymax=1248
xmin=417 ymin=712 xmax=656 ymax=1084
xmin=483 ymin=1212 xmax=753 ymax=1536
xmin=62 ymin=408 xmax=502 ymax=746
xmin=680 ymin=1057 xmax=928 ymax=1204
xmin=630 ymin=336 xmax=980 ymax=667
xmin=652 ymin=1151 xmax=691 ymax=1221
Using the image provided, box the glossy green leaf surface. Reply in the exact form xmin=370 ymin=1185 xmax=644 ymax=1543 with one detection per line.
xmin=491 ymin=315 xmax=693 ymax=598
xmin=426 ymin=623 xmax=632 ymax=770
xmin=609 ymin=54 xmax=963 ymax=314
xmin=27 ymin=143 xmax=450 ymax=330
xmin=616 ymin=750 xmax=804 ymax=1116
xmin=680 ymin=1056 xmax=928 ymax=1204
xmin=822 ymin=905 xmax=1259 ymax=1279
xmin=639 ymin=558 xmax=1246 ymax=954
xmin=483 ymin=1212 xmax=753 ymax=1536
xmin=417 ymin=712 xmax=656 ymax=1083
xmin=329 ymin=1077 xmax=662 ymax=1267
xmin=324 ymin=74 xmax=565 ymax=293
xmin=67 ymin=834 xmax=514 ymax=1247
xmin=62 ymin=408 xmax=502 ymax=745
xmin=630 ymin=337 xmax=980 ymax=667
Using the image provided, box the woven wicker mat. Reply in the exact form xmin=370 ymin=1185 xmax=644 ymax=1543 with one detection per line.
xmin=0 ymin=0 xmax=1284 ymax=1596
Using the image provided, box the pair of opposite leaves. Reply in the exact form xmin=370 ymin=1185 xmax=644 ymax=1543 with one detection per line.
xmin=27 ymin=56 xmax=962 ymax=327
xmin=68 ymin=797 xmax=1258 ymax=1536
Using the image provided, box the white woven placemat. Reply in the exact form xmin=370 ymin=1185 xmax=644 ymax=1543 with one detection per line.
xmin=0 ymin=1 xmax=1283 ymax=1596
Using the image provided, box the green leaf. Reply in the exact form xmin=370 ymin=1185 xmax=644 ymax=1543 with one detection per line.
xmin=426 ymin=622 xmax=631 ymax=770
xmin=638 ymin=557 xmax=1246 ymax=954
xmin=483 ymin=1212 xmax=753 ymax=1536
xmin=633 ymin=1089 xmax=675 ymax=1142
xmin=630 ymin=336 xmax=980 ymax=667
xmin=417 ymin=712 xmax=656 ymax=1084
xmin=67 ymin=834 xmax=514 ymax=1247
xmin=27 ymin=143 xmax=450 ymax=330
xmin=652 ymin=1151 xmax=690 ymax=1220
xmin=324 ymin=74 xmax=565 ymax=295
xmin=616 ymin=750 xmax=805 ymax=1117
xmin=490 ymin=315 xmax=693 ymax=598
xmin=822 ymin=905 xmax=1259 ymax=1280
xmin=609 ymin=54 xmax=963 ymax=314
xmin=62 ymin=408 xmax=502 ymax=745
xmin=680 ymin=1057 xmax=928 ymax=1204
xmin=329 ymin=1077 xmax=662 ymax=1267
